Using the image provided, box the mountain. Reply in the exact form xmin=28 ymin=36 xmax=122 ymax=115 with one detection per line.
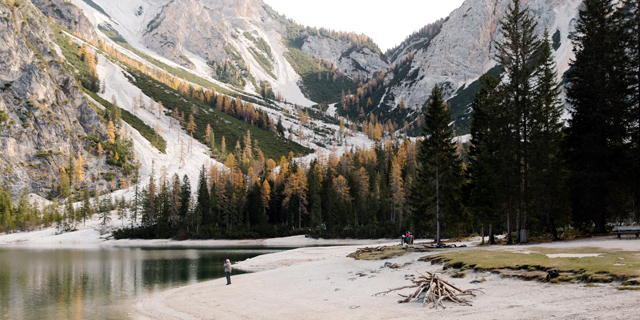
xmin=0 ymin=0 xmax=108 ymax=197
xmin=346 ymin=0 xmax=582 ymax=135
xmin=66 ymin=0 xmax=388 ymax=106
xmin=2 ymin=0 xmax=586 ymax=200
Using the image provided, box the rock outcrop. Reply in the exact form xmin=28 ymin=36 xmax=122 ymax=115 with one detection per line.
xmin=31 ymin=0 xmax=98 ymax=43
xmin=387 ymin=0 xmax=582 ymax=110
xmin=0 ymin=0 xmax=106 ymax=197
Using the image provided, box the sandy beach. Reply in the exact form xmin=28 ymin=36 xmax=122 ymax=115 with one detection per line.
xmin=132 ymin=237 xmax=640 ymax=320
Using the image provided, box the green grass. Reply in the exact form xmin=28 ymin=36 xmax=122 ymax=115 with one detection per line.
xmin=52 ymin=23 xmax=99 ymax=93
xmin=249 ymin=47 xmax=276 ymax=79
xmin=283 ymin=46 xmax=357 ymax=103
xmin=244 ymin=32 xmax=273 ymax=59
xmin=83 ymin=89 xmax=167 ymax=153
xmin=127 ymin=69 xmax=312 ymax=161
xmin=432 ymin=247 xmax=640 ymax=282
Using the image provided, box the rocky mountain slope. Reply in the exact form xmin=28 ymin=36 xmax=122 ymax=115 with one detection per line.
xmin=0 ymin=0 xmax=108 ymax=197
xmin=31 ymin=0 xmax=98 ymax=42
xmin=368 ymin=0 xmax=582 ymax=134
xmin=65 ymin=0 xmax=387 ymax=105
xmin=2 ymin=0 xmax=588 ymax=200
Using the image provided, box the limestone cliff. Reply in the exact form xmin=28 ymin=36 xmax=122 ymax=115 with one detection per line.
xmin=388 ymin=0 xmax=581 ymax=109
xmin=31 ymin=0 xmax=98 ymax=43
xmin=0 ymin=0 xmax=107 ymax=197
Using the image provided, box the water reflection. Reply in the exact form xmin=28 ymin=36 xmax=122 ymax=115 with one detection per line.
xmin=0 ymin=247 xmax=281 ymax=320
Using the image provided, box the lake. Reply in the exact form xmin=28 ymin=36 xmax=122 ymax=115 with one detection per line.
xmin=0 ymin=246 xmax=284 ymax=319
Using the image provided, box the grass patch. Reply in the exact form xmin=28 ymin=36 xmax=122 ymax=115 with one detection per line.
xmin=244 ymin=32 xmax=273 ymax=59
xmin=52 ymin=23 xmax=100 ymax=93
xmin=248 ymin=47 xmax=276 ymax=79
xmin=618 ymin=286 xmax=640 ymax=290
xmin=348 ymin=244 xmax=445 ymax=260
xmin=428 ymin=247 xmax=640 ymax=283
xmin=283 ymin=46 xmax=357 ymax=103
xmin=128 ymin=69 xmax=311 ymax=161
xmin=83 ymin=88 xmax=167 ymax=153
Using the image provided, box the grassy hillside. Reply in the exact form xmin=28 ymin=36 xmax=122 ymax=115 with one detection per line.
xmin=127 ymin=69 xmax=312 ymax=161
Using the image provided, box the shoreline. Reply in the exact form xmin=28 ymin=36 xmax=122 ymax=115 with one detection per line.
xmin=0 ymin=234 xmax=398 ymax=250
xmin=133 ymin=237 xmax=640 ymax=320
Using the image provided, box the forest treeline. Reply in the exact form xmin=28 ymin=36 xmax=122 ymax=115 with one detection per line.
xmin=1 ymin=0 xmax=637 ymax=242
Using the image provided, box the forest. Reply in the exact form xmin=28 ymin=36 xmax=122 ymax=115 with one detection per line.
xmin=1 ymin=0 xmax=638 ymax=243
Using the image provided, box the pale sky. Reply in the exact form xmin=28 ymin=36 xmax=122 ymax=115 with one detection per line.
xmin=262 ymin=0 xmax=466 ymax=52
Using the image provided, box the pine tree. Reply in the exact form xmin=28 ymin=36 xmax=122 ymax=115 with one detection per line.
xmin=131 ymin=164 xmax=140 ymax=228
xmin=617 ymin=0 xmax=640 ymax=223
xmin=117 ymin=196 xmax=127 ymax=227
xmin=565 ymin=0 xmax=629 ymax=233
xmin=80 ymin=187 xmax=92 ymax=226
xmin=529 ymin=31 xmax=569 ymax=239
xmin=494 ymin=0 xmax=542 ymax=242
xmin=409 ymin=85 xmax=464 ymax=244
xmin=179 ymin=175 xmax=191 ymax=226
xmin=143 ymin=166 xmax=156 ymax=226
xmin=196 ymin=165 xmax=211 ymax=230
xmin=467 ymin=74 xmax=503 ymax=244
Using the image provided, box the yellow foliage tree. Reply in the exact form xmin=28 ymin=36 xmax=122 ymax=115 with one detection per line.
xmin=96 ymin=142 xmax=103 ymax=157
xmin=76 ymin=152 xmax=86 ymax=182
xmin=107 ymin=120 xmax=116 ymax=144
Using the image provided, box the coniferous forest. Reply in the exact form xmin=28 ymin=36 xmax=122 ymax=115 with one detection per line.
xmin=1 ymin=0 xmax=638 ymax=242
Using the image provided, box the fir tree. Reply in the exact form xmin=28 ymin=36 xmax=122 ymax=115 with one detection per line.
xmin=529 ymin=31 xmax=569 ymax=239
xmin=80 ymin=187 xmax=92 ymax=226
xmin=179 ymin=175 xmax=191 ymax=227
xmin=616 ymin=0 xmax=640 ymax=223
xmin=494 ymin=0 xmax=542 ymax=242
xmin=467 ymin=74 xmax=503 ymax=244
xmin=565 ymin=0 xmax=629 ymax=233
xmin=196 ymin=165 xmax=212 ymax=231
xmin=409 ymin=85 xmax=464 ymax=244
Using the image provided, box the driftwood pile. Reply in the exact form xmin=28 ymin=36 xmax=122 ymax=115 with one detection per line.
xmin=374 ymin=271 xmax=483 ymax=309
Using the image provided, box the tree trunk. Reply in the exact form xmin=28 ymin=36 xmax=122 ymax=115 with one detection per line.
xmin=481 ymin=224 xmax=485 ymax=245
xmin=435 ymin=153 xmax=440 ymax=245
xmin=488 ymin=223 xmax=495 ymax=245
xmin=506 ymin=206 xmax=512 ymax=244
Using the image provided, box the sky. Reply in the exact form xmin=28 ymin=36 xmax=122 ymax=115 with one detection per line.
xmin=262 ymin=0 xmax=466 ymax=52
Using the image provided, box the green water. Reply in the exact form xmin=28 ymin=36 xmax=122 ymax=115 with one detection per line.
xmin=0 ymin=247 xmax=282 ymax=319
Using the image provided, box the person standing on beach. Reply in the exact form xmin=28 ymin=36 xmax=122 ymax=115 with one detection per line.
xmin=224 ymin=259 xmax=232 ymax=285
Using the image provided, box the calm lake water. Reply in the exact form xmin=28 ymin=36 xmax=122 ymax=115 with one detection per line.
xmin=0 ymin=246 xmax=284 ymax=320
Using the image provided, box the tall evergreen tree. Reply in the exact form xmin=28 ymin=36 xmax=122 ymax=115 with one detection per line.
xmin=529 ymin=31 xmax=570 ymax=239
xmin=565 ymin=0 xmax=629 ymax=233
xmin=409 ymin=85 xmax=464 ymax=244
xmin=467 ymin=74 xmax=503 ymax=244
xmin=617 ymin=0 xmax=640 ymax=223
xmin=494 ymin=0 xmax=542 ymax=242
xmin=179 ymin=175 xmax=191 ymax=228
xmin=196 ymin=165 xmax=211 ymax=231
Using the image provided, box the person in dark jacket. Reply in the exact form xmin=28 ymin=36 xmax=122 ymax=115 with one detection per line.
xmin=224 ymin=259 xmax=232 ymax=285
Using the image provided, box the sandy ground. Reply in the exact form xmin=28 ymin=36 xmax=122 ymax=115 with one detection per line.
xmin=132 ymin=238 xmax=640 ymax=320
